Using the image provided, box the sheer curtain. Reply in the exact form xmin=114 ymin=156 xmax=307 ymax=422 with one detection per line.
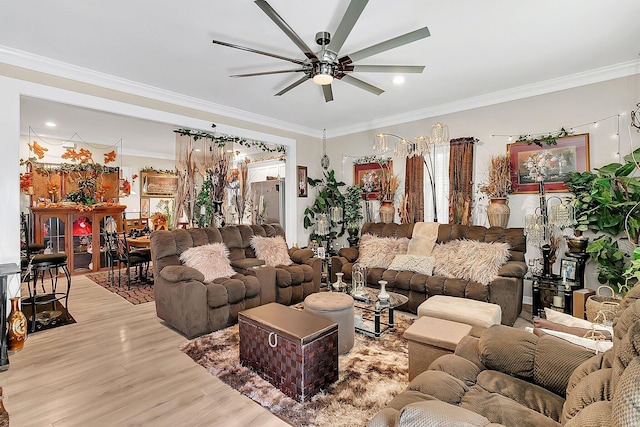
xmin=424 ymin=144 xmax=450 ymax=223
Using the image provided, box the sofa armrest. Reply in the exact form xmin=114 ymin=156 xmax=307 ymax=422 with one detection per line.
xmin=159 ymin=265 xmax=205 ymax=283
xmin=245 ymin=266 xmax=277 ymax=305
xmin=338 ymin=247 xmax=359 ymax=262
xmin=396 ymin=401 xmax=501 ymax=427
xmin=304 ymin=256 xmax=322 ymax=289
xmin=290 ymin=248 xmax=314 ymax=264
xmin=487 ymin=276 xmax=523 ymax=326
xmin=454 ymin=335 xmax=484 ymax=370
xmin=330 ymin=256 xmax=349 ymax=284
xmin=497 ymin=260 xmax=527 ymax=278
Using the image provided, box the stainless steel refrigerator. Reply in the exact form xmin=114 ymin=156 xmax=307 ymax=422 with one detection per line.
xmin=251 ymin=178 xmax=285 ymax=226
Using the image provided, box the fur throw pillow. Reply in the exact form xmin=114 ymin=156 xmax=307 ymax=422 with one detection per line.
xmin=357 ymin=234 xmax=410 ymax=269
xmin=250 ymin=235 xmax=292 ymax=267
xmin=179 ymin=242 xmax=236 ymax=282
xmin=388 ymin=254 xmax=435 ymax=276
xmin=432 ymin=239 xmax=511 ymax=285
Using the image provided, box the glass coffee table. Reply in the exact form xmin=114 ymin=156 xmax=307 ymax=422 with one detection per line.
xmin=351 ymin=287 xmax=408 ymax=338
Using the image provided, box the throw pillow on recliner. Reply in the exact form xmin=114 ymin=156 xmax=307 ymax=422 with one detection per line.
xmin=179 ymin=242 xmax=236 ymax=282
xmin=250 ymin=235 xmax=293 ymax=267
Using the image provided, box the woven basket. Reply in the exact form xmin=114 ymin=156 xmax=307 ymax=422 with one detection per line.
xmin=586 ymin=286 xmax=621 ymax=324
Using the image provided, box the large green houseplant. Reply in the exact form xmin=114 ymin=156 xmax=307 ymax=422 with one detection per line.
xmin=343 ymin=185 xmax=364 ymax=246
xmin=303 ymin=170 xmax=345 ymax=244
xmin=566 ymin=147 xmax=640 ymax=294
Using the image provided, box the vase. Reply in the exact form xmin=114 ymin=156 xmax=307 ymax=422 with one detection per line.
xmin=378 ymin=280 xmax=389 ymax=303
xmin=379 ymin=200 xmax=395 ymax=223
xmin=7 ymin=297 xmax=27 ymax=352
xmin=333 ymin=272 xmax=345 ymax=292
xmin=487 ymin=197 xmax=510 ymax=228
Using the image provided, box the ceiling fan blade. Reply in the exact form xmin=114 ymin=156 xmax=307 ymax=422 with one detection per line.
xmin=339 ymin=74 xmax=384 ymax=95
xmin=322 ymin=84 xmax=334 ymax=102
xmin=329 ymin=0 xmax=368 ymax=54
xmin=212 ymin=39 xmax=306 ymax=66
xmin=275 ymin=75 xmax=310 ymax=96
xmin=339 ymin=26 xmax=431 ymax=64
xmin=350 ymin=65 xmax=425 ymax=73
xmin=254 ymin=0 xmax=319 ymax=62
xmin=231 ymin=69 xmax=305 ymax=78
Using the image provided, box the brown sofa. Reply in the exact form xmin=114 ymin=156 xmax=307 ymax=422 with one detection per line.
xmin=331 ymin=223 xmax=527 ymax=326
xmin=150 ymin=223 xmax=321 ymax=338
xmin=368 ymin=287 xmax=640 ymax=427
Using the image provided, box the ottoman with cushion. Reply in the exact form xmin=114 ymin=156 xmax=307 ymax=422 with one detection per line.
xmin=304 ymin=292 xmax=355 ymax=354
xmin=239 ymin=303 xmax=338 ymax=402
xmin=417 ymin=295 xmax=501 ymax=337
xmin=404 ymin=316 xmax=473 ymax=380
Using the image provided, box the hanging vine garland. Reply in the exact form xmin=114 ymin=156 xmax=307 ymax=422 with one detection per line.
xmin=516 ymin=127 xmax=570 ymax=147
xmin=174 ymin=128 xmax=287 ymax=156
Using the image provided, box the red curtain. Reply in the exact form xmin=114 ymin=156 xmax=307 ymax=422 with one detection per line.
xmin=448 ymin=137 xmax=475 ymax=225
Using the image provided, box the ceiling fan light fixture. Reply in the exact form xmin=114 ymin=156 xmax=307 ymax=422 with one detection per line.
xmin=313 ymin=63 xmax=334 ymax=85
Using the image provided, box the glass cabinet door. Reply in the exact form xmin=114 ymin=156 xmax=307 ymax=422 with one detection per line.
xmin=72 ymin=215 xmax=93 ymax=272
xmin=43 ymin=216 xmax=66 ymax=254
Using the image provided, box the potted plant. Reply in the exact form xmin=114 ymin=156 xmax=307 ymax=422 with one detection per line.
xmin=566 ymin=148 xmax=640 ymax=295
xmin=343 ymin=185 xmax=363 ymax=246
xmin=303 ymin=170 xmax=346 ymax=246
xmin=478 ymin=155 xmax=512 ymax=228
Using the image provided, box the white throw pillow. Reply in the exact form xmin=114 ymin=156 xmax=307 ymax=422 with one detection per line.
xmin=525 ymin=326 xmax=613 ymax=353
xmin=357 ymin=234 xmax=410 ymax=269
xmin=388 ymin=254 xmax=435 ymax=276
xmin=250 ymin=235 xmax=292 ymax=267
xmin=544 ymin=308 xmax=612 ymax=332
xmin=432 ymin=239 xmax=511 ymax=285
xmin=179 ymin=242 xmax=236 ymax=282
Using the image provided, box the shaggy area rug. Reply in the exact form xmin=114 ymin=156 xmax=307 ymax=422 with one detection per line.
xmin=85 ymin=269 xmax=154 ymax=305
xmin=181 ymin=311 xmax=411 ymax=427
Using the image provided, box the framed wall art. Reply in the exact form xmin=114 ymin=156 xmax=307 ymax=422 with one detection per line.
xmin=507 ymin=133 xmax=590 ymax=193
xmin=354 ymin=161 xmax=392 ymax=200
xmin=140 ymin=197 xmax=150 ymax=218
xmin=140 ymin=171 xmax=178 ymax=197
xmin=297 ymin=165 xmax=308 ymax=197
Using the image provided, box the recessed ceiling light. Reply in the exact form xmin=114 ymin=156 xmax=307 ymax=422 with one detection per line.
xmin=45 ymin=121 xmax=56 ymax=127
xmin=194 ymin=148 xmax=201 ymax=152
xmin=392 ymin=76 xmax=405 ymax=85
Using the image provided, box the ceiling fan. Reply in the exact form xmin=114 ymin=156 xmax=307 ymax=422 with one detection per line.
xmin=212 ymin=0 xmax=430 ymax=102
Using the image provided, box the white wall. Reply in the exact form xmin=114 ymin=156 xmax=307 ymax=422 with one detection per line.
xmin=325 ymin=75 xmax=640 ymax=298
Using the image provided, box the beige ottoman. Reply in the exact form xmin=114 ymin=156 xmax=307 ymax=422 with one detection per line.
xmin=304 ymin=292 xmax=355 ymax=354
xmin=417 ymin=295 xmax=502 ymax=337
xmin=404 ymin=316 xmax=473 ymax=380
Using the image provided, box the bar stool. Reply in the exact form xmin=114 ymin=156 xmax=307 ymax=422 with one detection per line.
xmin=22 ymin=252 xmax=71 ymax=333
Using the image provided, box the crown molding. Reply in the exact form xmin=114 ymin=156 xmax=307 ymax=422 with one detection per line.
xmin=331 ymin=59 xmax=640 ymax=137
xmin=2 ymin=45 xmax=639 ymax=139
xmin=0 ymin=46 xmax=319 ymax=137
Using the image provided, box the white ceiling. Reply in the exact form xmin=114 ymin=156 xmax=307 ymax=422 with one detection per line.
xmin=3 ymin=0 xmax=640 ymax=156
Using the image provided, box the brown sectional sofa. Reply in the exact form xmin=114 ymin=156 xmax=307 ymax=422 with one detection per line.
xmin=150 ymin=223 xmax=321 ymax=338
xmin=368 ymin=287 xmax=640 ymax=427
xmin=331 ymin=222 xmax=527 ymax=326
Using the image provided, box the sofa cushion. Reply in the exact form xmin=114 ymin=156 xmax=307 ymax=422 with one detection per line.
xmin=250 ymin=235 xmax=292 ymax=267
xmin=179 ymin=243 xmax=236 ymax=282
xmin=159 ymin=265 xmax=205 ymax=283
xmin=479 ymin=325 xmax=538 ymax=379
xmin=388 ymin=254 xmax=435 ymax=276
xmin=357 ymin=234 xmax=410 ymax=269
xmin=230 ymin=258 xmax=265 ymax=271
xmin=432 ymin=240 xmax=511 ymax=285
xmin=562 ymin=367 xmax=612 ymax=423
xmin=397 ymin=400 xmax=494 ymax=427
xmin=612 ymin=356 xmax=640 ymax=427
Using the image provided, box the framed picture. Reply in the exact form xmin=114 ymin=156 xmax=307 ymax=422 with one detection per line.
xmin=561 ymin=258 xmax=578 ymax=281
xmin=140 ymin=171 xmax=178 ymax=197
xmin=507 ymin=133 xmax=590 ymax=193
xmin=297 ymin=166 xmax=308 ymax=197
xmin=140 ymin=197 xmax=150 ymax=218
xmin=354 ymin=161 xmax=392 ymax=199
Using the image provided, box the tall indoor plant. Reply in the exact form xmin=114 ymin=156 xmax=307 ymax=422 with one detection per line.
xmin=478 ymin=155 xmax=512 ymax=228
xmin=566 ymin=148 xmax=640 ymax=295
xmin=343 ymin=185 xmax=363 ymax=246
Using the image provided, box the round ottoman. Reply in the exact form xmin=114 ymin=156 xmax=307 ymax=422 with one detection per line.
xmin=304 ymin=292 xmax=355 ymax=354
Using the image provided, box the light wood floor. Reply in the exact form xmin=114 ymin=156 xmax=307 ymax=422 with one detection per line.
xmin=1 ymin=275 xmax=289 ymax=427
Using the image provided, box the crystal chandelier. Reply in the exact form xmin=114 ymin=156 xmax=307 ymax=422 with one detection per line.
xmin=373 ymin=133 xmax=389 ymax=153
xmin=430 ymin=123 xmax=449 ymax=144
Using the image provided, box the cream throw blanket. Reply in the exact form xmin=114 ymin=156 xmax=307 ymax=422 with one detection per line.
xmin=407 ymin=222 xmax=439 ymax=256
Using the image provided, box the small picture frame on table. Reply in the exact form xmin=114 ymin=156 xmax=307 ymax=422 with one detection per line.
xmin=560 ymin=258 xmax=578 ymax=281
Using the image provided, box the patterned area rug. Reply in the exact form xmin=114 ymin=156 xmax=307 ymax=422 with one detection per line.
xmin=181 ymin=310 xmax=411 ymax=427
xmin=85 ymin=270 xmax=154 ymax=305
